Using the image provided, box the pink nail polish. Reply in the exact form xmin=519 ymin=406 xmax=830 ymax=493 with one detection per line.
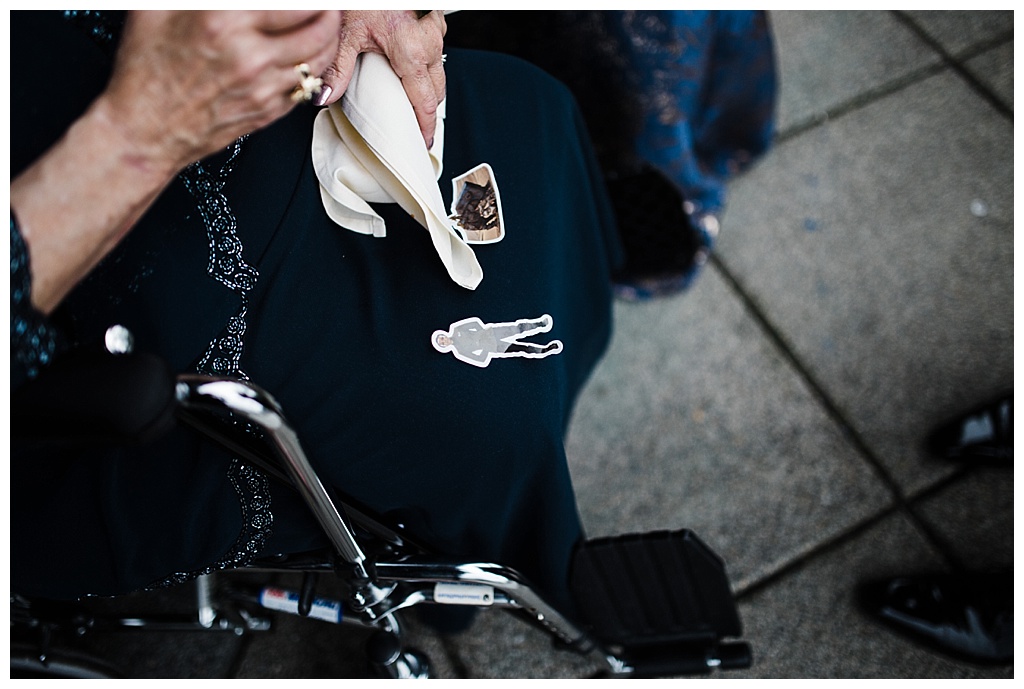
xmin=313 ymin=85 xmax=332 ymax=107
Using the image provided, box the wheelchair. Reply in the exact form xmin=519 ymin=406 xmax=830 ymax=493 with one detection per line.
xmin=10 ymin=332 xmax=752 ymax=679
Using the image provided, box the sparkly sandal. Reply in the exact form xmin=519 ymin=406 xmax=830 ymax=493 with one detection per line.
xmin=607 ymin=165 xmax=712 ymax=302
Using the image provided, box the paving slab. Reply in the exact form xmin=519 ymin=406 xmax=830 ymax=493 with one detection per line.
xmin=727 ymin=512 xmax=1013 ymax=678
xmin=901 ymin=10 xmax=1014 ymax=55
xmin=565 ymin=267 xmax=892 ymax=591
xmin=717 ymin=69 xmax=1013 ymax=496
xmin=963 ymin=41 xmax=1015 ymax=111
xmin=768 ymin=10 xmax=939 ymax=132
xmin=912 ymin=465 xmax=1014 ymax=569
xmin=439 ymin=611 xmax=605 ymax=679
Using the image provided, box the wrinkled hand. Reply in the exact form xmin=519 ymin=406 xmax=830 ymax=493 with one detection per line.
xmin=98 ymin=10 xmax=341 ymax=174
xmin=316 ymin=10 xmax=447 ymax=147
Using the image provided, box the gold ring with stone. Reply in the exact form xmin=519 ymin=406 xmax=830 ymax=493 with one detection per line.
xmin=290 ymin=63 xmax=323 ymax=104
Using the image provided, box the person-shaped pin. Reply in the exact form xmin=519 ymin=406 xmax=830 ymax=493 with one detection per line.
xmin=432 ymin=314 xmax=563 ymax=368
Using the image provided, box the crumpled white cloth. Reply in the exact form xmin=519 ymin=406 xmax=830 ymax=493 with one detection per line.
xmin=312 ymin=52 xmax=483 ymax=290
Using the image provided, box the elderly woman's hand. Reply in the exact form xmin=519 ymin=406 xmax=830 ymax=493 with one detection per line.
xmin=97 ymin=10 xmax=342 ymax=175
xmin=11 ymin=10 xmax=342 ymax=314
xmin=316 ymin=10 xmax=447 ymax=147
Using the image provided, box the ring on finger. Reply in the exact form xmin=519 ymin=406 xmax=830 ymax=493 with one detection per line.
xmin=290 ymin=63 xmax=323 ymax=104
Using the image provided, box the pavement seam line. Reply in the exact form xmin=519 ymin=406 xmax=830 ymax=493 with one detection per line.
xmin=891 ymin=10 xmax=1013 ymax=120
xmin=707 ymin=256 xmax=971 ymax=591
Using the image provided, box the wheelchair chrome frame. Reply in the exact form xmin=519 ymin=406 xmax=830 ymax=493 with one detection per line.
xmin=173 ymin=374 xmax=615 ymax=674
xmin=13 ymin=371 xmax=742 ymax=678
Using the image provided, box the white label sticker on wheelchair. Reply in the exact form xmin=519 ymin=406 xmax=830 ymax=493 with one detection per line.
xmin=433 ymin=582 xmax=495 ymax=606
xmin=259 ymin=586 xmax=342 ymax=624
xmin=432 ymin=314 xmax=563 ymax=368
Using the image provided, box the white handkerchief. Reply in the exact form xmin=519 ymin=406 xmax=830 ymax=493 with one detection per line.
xmin=312 ymin=52 xmax=483 ymax=290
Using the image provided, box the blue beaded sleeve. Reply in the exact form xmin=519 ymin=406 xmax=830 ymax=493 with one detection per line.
xmin=10 ymin=214 xmax=60 ymax=389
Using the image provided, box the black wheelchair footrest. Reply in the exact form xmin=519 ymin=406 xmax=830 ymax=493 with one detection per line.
xmin=569 ymin=529 xmax=749 ymax=676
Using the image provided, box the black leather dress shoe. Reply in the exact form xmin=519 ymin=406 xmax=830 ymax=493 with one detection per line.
xmin=858 ymin=570 xmax=1013 ymax=665
xmin=926 ymin=392 xmax=1012 ymax=462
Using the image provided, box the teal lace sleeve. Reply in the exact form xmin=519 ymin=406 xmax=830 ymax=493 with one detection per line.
xmin=11 ymin=214 xmax=60 ymax=389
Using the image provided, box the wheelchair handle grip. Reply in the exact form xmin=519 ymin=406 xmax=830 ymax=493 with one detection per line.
xmin=11 ymin=350 xmax=178 ymax=447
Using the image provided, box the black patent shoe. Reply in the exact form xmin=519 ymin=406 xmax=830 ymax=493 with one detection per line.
xmin=926 ymin=392 xmax=1012 ymax=463
xmin=858 ymin=570 xmax=1013 ymax=665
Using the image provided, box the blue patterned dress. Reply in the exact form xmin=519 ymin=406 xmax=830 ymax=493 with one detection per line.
xmin=445 ymin=10 xmax=777 ymax=299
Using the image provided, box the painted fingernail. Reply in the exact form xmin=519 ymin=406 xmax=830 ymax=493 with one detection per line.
xmin=313 ymin=85 xmax=332 ymax=107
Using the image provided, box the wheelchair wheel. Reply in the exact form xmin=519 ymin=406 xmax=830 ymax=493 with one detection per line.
xmin=10 ymin=643 xmax=124 ymax=679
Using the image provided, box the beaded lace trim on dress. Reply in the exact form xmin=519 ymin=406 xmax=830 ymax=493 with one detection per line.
xmin=148 ymin=138 xmax=275 ymax=591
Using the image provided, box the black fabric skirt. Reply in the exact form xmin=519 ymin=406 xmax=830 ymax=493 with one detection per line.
xmin=11 ymin=39 xmax=621 ymax=614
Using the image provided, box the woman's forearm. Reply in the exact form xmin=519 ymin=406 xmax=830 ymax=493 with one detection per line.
xmin=10 ymin=95 xmax=178 ymax=315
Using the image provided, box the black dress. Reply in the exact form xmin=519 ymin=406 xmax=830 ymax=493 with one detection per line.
xmin=10 ymin=11 xmax=621 ymax=614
